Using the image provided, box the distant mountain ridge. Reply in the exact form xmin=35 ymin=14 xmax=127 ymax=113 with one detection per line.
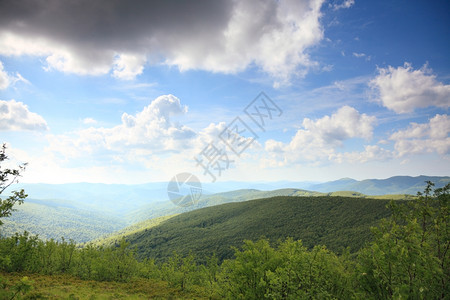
xmin=4 ymin=182 xmax=170 ymax=215
xmin=8 ymin=175 xmax=448 ymax=208
xmin=126 ymin=188 xmax=325 ymax=223
xmin=309 ymin=175 xmax=449 ymax=195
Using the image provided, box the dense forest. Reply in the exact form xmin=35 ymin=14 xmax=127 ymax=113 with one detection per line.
xmin=122 ymin=195 xmax=397 ymax=262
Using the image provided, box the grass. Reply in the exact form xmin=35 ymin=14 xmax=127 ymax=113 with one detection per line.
xmin=1 ymin=272 xmax=208 ymax=299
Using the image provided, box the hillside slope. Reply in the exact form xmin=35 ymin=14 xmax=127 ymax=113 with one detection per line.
xmin=125 ymin=196 xmax=397 ymax=262
xmin=91 ymin=214 xmax=177 ymax=246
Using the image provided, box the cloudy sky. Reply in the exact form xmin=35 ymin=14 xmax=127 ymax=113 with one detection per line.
xmin=0 ymin=0 xmax=449 ymax=184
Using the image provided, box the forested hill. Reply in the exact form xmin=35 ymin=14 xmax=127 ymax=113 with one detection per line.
xmin=123 ymin=195 xmax=398 ymax=262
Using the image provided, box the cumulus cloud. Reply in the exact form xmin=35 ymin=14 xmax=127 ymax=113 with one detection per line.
xmin=389 ymin=114 xmax=450 ymax=157
xmin=113 ymin=53 xmax=146 ymax=80
xmin=370 ymin=63 xmax=450 ymax=113
xmin=265 ymin=111 xmax=449 ymax=166
xmin=0 ymin=99 xmax=48 ymax=131
xmin=0 ymin=0 xmax=325 ymax=84
xmin=47 ymin=95 xmax=195 ymax=159
xmin=265 ymin=106 xmax=376 ymax=163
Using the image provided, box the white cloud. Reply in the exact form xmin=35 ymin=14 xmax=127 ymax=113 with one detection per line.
xmin=332 ymin=145 xmax=393 ymax=163
xmin=301 ymin=105 xmax=375 ymax=141
xmin=0 ymin=60 xmax=29 ymax=89
xmin=0 ymin=32 xmax=52 ymax=57
xmin=265 ymin=105 xmax=377 ymax=163
xmin=47 ymin=95 xmax=196 ymax=160
xmin=265 ymin=139 xmax=285 ymax=153
xmin=353 ymin=52 xmax=365 ymax=58
xmin=353 ymin=53 xmax=371 ymax=61
xmin=389 ymin=114 xmax=450 ymax=157
xmin=0 ymin=0 xmax=326 ymax=84
xmin=112 ymin=53 xmax=146 ymax=80
xmin=331 ymin=0 xmax=355 ymax=10
xmin=0 ymin=31 xmax=126 ymax=78
xmin=45 ymin=48 xmax=114 ymax=76
xmin=168 ymin=0 xmax=325 ymax=86
xmin=0 ymin=33 xmax=113 ymax=76
xmin=0 ymin=61 xmax=10 ymax=89
xmin=370 ymin=63 xmax=450 ymax=113
xmin=45 ymin=98 xmax=266 ymax=182
xmin=352 ymin=52 xmax=371 ymax=61
xmin=0 ymin=99 xmax=48 ymax=131
xmin=194 ymin=122 xmax=228 ymax=146
xmin=82 ymin=118 xmax=97 ymax=125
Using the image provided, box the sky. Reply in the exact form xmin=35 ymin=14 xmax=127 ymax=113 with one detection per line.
xmin=0 ymin=0 xmax=449 ymax=185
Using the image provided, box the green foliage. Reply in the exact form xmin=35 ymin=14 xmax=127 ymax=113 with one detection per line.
xmin=219 ymin=239 xmax=280 ymax=299
xmin=72 ymin=240 xmax=138 ymax=282
xmin=0 ymin=231 xmax=38 ymax=272
xmin=0 ymin=144 xmax=27 ymax=226
xmin=219 ymin=239 xmax=354 ymax=299
xmin=0 ymin=234 xmax=137 ymax=282
xmin=356 ymin=181 xmax=449 ymax=299
xmin=160 ymin=253 xmax=200 ymax=291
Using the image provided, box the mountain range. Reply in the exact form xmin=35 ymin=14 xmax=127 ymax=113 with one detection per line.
xmin=308 ymin=175 xmax=449 ymax=195
xmin=1 ymin=175 xmax=447 ymax=243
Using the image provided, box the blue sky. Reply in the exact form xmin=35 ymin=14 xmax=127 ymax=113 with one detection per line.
xmin=0 ymin=0 xmax=449 ymax=184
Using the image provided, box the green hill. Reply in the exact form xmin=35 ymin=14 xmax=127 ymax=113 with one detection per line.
xmin=123 ymin=195 xmax=399 ymax=262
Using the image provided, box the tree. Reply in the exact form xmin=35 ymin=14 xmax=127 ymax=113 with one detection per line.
xmin=0 ymin=143 xmax=27 ymax=225
xmin=356 ymin=181 xmax=449 ymax=298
